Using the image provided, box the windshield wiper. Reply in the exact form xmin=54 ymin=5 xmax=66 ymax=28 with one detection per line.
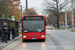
xmin=40 ymin=30 xmax=44 ymax=33
xmin=36 ymin=30 xmax=44 ymax=33
xmin=24 ymin=29 xmax=34 ymax=32
xmin=28 ymin=30 xmax=34 ymax=32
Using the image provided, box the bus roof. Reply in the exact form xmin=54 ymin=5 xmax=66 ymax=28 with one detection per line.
xmin=22 ymin=15 xmax=45 ymax=19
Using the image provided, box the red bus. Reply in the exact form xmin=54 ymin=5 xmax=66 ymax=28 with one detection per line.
xmin=22 ymin=15 xmax=46 ymax=41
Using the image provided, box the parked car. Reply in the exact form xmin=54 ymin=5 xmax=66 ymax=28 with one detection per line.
xmin=46 ymin=26 xmax=54 ymax=30
xmin=67 ymin=25 xmax=69 ymax=28
xmin=69 ymin=25 xmax=72 ymax=28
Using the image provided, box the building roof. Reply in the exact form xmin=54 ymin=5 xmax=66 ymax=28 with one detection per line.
xmin=0 ymin=18 xmax=18 ymax=22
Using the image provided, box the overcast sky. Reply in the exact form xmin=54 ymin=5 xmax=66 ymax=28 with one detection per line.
xmin=20 ymin=0 xmax=71 ymax=15
xmin=20 ymin=0 xmax=44 ymax=15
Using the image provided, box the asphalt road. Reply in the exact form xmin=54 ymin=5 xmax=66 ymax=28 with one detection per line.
xmin=14 ymin=29 xmax=75 ymax=50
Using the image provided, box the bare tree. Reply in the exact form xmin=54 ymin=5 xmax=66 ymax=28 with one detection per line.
xmin=47 ymin=13 xmax=57 ymax=26
xmin=23 ymin=8 xmax=38 ymax=15
xmin=42 ymin=0 xmax=69 ymax=28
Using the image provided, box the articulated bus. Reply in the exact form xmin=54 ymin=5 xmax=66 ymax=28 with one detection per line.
xmin=22 ymin=15 xmax=46 ymax=41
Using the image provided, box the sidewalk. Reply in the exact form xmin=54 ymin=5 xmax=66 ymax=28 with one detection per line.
xmin=0 ymin=34 xmax=22 ymax=50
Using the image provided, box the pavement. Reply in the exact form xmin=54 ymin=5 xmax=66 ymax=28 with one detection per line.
xmin=1 ymin=29 xmax=75 ymax=50
xmin=14 ymin=34 xmax=57 ymax=50
xmin=15 ymin=29 xmax=75 ymax=50
xmin=0 ymin=34 xmax=22 ymax=50
xmin=47 ymin=29 xmax=75 ymax=50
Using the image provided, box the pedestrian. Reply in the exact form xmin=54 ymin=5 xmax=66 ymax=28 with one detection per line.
xmin=2 ymin=23 xmax=9 ymax=43
xmin=7 ymin=26 xmax=11 ymax=40
xmin=11 ymin=25 xmax=15 ymax=39
xmin=55 ymin=24 xmax=57 ymax=28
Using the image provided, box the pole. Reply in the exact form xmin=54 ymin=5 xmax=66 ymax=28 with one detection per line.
xmin=21 ymin=5 xmax=22 ymax=18
xmin=3 ymin=14 xmax=4 ymax=18
xmin=65 ymin=0 xmax=67 ymax=29
xmin=26 ymin=0 xmax=28 ymax=15
xmin=71 ymin=0 xmax=74 ymax=30
xmin=21 ymin=5 xmax=22 ymax=32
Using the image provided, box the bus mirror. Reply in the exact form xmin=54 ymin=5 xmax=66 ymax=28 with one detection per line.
xmin=45 ymin=21 xmax=47 ymax=26
xmin=19 ymin=18 xmax=22 ymax=22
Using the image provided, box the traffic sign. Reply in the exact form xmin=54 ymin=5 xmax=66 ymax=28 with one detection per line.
xmin=11 ymin=16 xmax=15 ymax=21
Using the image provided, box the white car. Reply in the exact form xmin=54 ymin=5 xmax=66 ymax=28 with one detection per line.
xmin=67 ymin=25 xmax=69 ymax=28
xmin=46 ymin=26 xmax=54 ymax=30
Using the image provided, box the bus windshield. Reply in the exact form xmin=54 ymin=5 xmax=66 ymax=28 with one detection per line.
xmin=23 ymin=20 xmax=44 ymax=32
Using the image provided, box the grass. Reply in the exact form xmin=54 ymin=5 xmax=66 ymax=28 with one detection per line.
xmin=55 ymin=27 xmax=72 ymax=29
xmin=55 ymin=27 xmax=65 ymax=29
xmin=70 ymin=30 xmax=75 ymax=32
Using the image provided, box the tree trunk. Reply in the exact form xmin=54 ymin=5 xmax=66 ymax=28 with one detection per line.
xmin=57 ymin=16 xmax=59 ymax=28
xmin=56 ymin=0 xmax=59 ymax=28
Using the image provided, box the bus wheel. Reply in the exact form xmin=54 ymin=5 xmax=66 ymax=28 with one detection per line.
xmin=42 ymin=39 xmax=45 ymax=42
xmin=22 ymin=40 xmax=25 ymax=42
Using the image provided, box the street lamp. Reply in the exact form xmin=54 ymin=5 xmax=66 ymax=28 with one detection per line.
xmin=21 ymin=5 xmax=22 ymax=18
xmin=71 ymin=0 xmax=74 ymax=30
xmin=26 ymin=0 xmax=28 ymax=15
xmin=65 ymin=0 xmax=67 ymax=29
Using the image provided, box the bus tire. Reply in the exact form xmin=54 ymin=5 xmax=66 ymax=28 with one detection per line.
xmin=22 ymin=40 xmax=25 ymax=42
xmin=42 ymin=39 xmax=45 ymax=42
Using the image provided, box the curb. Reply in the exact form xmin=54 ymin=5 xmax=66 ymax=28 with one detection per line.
xmin=2 ymin=38 xmax=22 ymax=50
xmin=46 ymin=33 xmax=57 ymax=50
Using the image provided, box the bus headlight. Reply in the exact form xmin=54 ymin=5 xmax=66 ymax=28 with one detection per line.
xmin=41 ymin=35 xmax=45 ymax=37
xmin=23 ymin=36 xmax=27 ymax=38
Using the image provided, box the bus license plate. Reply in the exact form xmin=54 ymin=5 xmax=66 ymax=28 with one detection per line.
xmin=31 ymin=38 xmax=36 ymax=39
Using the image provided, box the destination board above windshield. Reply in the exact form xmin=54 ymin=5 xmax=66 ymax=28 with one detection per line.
xmin=24 ymin=17 xmax=43 ymax=20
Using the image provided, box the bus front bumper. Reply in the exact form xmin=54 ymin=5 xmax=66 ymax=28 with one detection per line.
xmin=22 ymin=37 xmax=46 ymax=40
